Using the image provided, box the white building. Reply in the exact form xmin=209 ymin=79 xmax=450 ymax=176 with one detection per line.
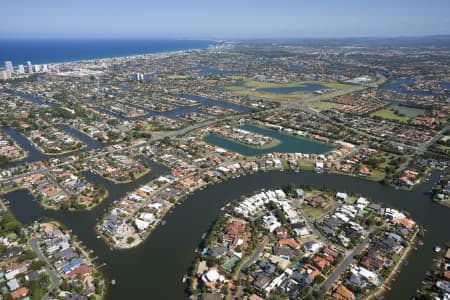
xmin=17 ymin=64 xmax=25 ymax=74
xmin=4 ymin=61 xmax=13 ymax=73
xmin=26 ymin=61 xmax=33 ymax=74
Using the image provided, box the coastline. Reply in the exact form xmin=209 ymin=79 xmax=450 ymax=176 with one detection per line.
xmin=2 ymin=184 xmax=109 ymax=212
xmin=367 ymin=228 xmax=419 ymax=300
xmin=0 ymin=38 xmax=215 ymax=68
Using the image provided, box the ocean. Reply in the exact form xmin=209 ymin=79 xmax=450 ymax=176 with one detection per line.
xmin=0 ymin=39 xmax=213 ymax=66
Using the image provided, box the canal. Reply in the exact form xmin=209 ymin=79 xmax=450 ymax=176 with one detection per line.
xmin=0 ymin=124 xmax=105 ymax=168
xmin=203 ymin=124 xmax=335 ymax=156
xmin=4 ymin=169 xmax=449 ymax=299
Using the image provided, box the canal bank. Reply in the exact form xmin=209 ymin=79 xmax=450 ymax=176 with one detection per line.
xmin=3 ymin=169 xmax=449 ymax=299
xmin=203 ymin=124 xmax=335 ymax=156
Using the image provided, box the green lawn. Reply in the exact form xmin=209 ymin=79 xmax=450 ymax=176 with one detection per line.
xmin=366 ymin=169 xmax=386 ymax=181
xmin=369 ymin=107 xmax=409 ymax=122
xmin=307 ymin=101 xmax=340 ymax=111
xmin=298 ymin=162 xmax=314 ymax=170
xmin=302 ymin=201 xmax=334 ymax=219
xmin=222 ymin=79 xmax=353 ymax=102
xmin=230 ymin=80 xmax=350 ymax=90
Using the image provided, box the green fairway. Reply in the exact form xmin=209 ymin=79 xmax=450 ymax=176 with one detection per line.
xmin=222 ymin=79 xmax=354 ymax=102
xmin=370 ymin=107 xmax=409 ymax=122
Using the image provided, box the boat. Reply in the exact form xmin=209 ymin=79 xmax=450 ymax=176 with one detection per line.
xmin=161 ymin=220 xmax=166 ymax=226
xmin=111 ymin=279 xmax=116 ymax=285
xmin=434 ymin=246 xmax=441 ymax=253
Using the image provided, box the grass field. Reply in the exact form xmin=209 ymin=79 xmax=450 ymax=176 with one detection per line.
xmin=307 ymin=101 xmax=340 ymax=111
xmin=298 ymin=162 xmax=314 ymax=171
xmin=222 ymin=79 xmax=353 ymax=102
xmin=369 ymin=106 xmax=409 ymax=122
xmin=367 ymin=169 xmax=386 ymax=181
xmin=302 ymin=191 xmax=335 ymax=218
xmin=167 ymin=74 xmax=191 ymax=79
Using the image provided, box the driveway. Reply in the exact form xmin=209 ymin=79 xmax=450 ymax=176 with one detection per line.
xmin=29 ymin=237 xmax=60 ymax=298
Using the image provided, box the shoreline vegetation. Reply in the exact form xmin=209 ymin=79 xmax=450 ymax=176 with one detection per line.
xmin=367 ymin=228 xmax=420 ymax=300
xmin=92 ymin=167 xmax=151 ymax=184
xmin=250 ymin=122 xmax=337 ymax=151
xmin=1 ymin=186 xmax=109 ymax=211
xmin=184 ymin=185 xmax=419 ymax=299
xmin=207 ymin=132 xmax=281 ymax=150
xmin=0 ymin=199 xmax=107 ymax=299
xmin=0 ymin=39 xmax=448 ymax=298
xmin=222 ymin=79 xmax=356 ymax=102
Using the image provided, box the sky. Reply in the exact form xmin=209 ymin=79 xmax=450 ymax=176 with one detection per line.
xmin=1 ymin=0 xmax=450 ymax=39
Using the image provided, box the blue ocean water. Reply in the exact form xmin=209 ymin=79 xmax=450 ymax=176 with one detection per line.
xmin=0 ymin=39 xmax=213 ymax=66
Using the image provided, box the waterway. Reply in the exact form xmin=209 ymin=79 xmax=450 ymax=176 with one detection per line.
xmin=4 ymin=169 xmax=448 ymax=299
xmin=12 ymin=92 xmax=53 ymax=107
xmin=177 ymin=94 xmax=251 ymax=112
xmin=93 ymin=94 xmax=250 ymax=121
xmin=58 ymin=124 xmax=103 ymax=151
xmin=203 ymin=124 xmax=334 ymax=156
xmin=0 ymin=126 xmax=48 ymax=167
xmin=387 ymin=104 xmax=426 ymax=118
xmin=381 ymin=78 xmax=447 ymax=97
xmin=0 ymin=124 xmax=105 ymax=169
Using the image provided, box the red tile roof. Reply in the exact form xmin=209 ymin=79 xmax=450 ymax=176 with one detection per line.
xmin=277 ymin=238 xmax=300 ymax=249
xmin=63 ymin=265 xmax=92 ymax=279
xmin=11 ymin=287 xmax=29 ymax=299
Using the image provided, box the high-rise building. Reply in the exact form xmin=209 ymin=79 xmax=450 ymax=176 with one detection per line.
xmin=42 ymin=64 xmax=48 ymax=73
xmin=17 ymin=64 xmax=25 ymax=74
xmin=0 ymin=70 xmax=11 ymax=80
xmin=26 ymin=61 xmax=33 ymax=74
xmin=33 ymin=64 xmax=41 ymax=73
xmin=4 ymin=61 xmax=13 ymax=73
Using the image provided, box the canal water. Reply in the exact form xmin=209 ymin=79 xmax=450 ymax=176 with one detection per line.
xmin=0 ymin=125 xmax=105 ymax=168
xmin=12 ymin=92 xmax=53 ymax=107
xmin=0 ymin=126 xmax=48 ymax=167
xmin=203 ymin=124 xmax=335 ymax=156
xmin=381 ymin=78 xmax=448 ymax=97
xmin=4 ymin=168 xmax=448 ymax=299
xmin=92 ymin=93 xmax=250 ymax=121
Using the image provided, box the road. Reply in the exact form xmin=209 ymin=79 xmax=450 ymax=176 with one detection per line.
xmin=46 ymin=171 xmax=73 ymax=196
xmin=236 ymin=236 xmax=269 ymax=280
xmin=415 ymin=124 xmax=449 ymax=155
xmin=321 ymin=230 xmax=374 ymax=292
xmin=29 ymin=237 xmax=60 ymax=299
xmin=297 ymin=209 xmax=329 ymax=245
xmin=0 ymin=115 xmax=240 ymax=183
xmin=336 ymin=144 xmax=367 ymax=163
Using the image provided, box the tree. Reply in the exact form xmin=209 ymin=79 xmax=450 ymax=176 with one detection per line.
xmin=60 ymin=279 xmax=71 ymax=291
xmin=30 ymin=260 xmax=46 ymax=271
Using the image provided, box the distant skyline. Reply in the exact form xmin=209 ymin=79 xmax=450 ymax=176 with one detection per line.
xmin=2 ymin=0 xmax=450 ymax=39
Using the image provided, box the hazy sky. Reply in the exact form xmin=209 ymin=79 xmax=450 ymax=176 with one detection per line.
xmin=2 ymin=0 xmax=450 ymax=38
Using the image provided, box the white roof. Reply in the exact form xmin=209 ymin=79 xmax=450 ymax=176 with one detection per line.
xmin=204 ymin=269 xmax=220 ymax=282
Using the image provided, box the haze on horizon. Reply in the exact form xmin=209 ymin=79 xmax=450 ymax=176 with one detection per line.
xmin=2 ymin=0 xmax=450 ymax=39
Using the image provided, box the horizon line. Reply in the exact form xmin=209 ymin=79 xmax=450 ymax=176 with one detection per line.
xmin=1 ymin=34 xmax=450 ymax=40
